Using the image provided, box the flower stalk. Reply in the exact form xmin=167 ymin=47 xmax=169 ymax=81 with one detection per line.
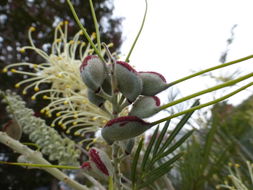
xmin=125 ymin=0 xmax=148 ymax=63
xmin=66 ymin=0 xmax=105 ymax=63
xmin=89 ymin=0 xmax=101 ymax=52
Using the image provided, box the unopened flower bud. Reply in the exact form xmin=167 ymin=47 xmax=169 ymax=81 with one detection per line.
xmin=88 ymin=148 xmax=113 ymax=180
xmin=115 ymin=61 xmax=142 ymax=103
xmin=139 ymin=71 xmax=167 ymax=96
xmin=87 ymin=89 xmax=105 ymax=107
xmin=80 ymin=55 xmax=106 ymax=92
xmin=129 ymin=96 xmax=160 ymax=118
xmin=102 ymin=116 xmax=151 ymax=144
xmin=3 ymin=119 xmax=22 ymax=140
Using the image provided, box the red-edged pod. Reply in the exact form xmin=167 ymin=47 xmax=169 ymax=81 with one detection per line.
xmin=80 ymin=55 xmax=106 ymax=92
xmin=115 ymin=61 xmax=142 ymax=103
xmin=81 ymin=148 xmax=113 ymax=181
xmin=101 ymin=116 xmax=151 ymax=144
xmin=129 ymin=96 xmax=161 ymax=118
xmin=139 ymin=71 xmax=168 ymax=96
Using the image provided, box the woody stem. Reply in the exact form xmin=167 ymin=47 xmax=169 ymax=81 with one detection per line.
xmin=0 ymin=132 xmax=88 ymax=190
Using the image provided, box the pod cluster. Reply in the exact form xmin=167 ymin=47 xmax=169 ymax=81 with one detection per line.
xmin=80 ymin=56 xmax=169 ymax=144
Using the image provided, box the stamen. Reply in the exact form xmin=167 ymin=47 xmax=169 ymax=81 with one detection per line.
xmin=19 ymin=48 xmax=26 ymax=53
xmin=29 ymin=26 xmax=36 ymax=32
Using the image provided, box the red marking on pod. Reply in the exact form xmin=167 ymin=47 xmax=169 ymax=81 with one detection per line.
xmin=81 ymin=161 xmax=91 ymax=169
xmin=139 ymin=71 xmax=166 ymax=82
xmin=152 ymin=96 xmax=161 ymax=106
xmin=116 ymin=61 xmax=137 ymax=73
xmin=80 ymin=55 xmax=98 ymax=72
xmin=105 ymin=116 xmax=148 ymax=127
xmin=89 ymin=148 xmax=109 ymax=176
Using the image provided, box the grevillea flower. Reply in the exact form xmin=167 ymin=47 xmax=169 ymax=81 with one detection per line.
xmin=1 ymin=90 xmax=80 ymax=165
xmin=3 ymin=22 xmax=112 ymax=140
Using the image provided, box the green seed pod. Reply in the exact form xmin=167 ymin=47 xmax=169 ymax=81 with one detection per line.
xmin=87 ymin=89 xmax=105 ymax=107
xmin=129 ymin=96 xmax=160 ymax=118
xmin=80 ymin=55 xmax=106 ymax=92
xmin=139 ymin=71 xmax=167 ymax=96
xmin=102 ymin=116 xmax=151 ymax=144
xmin=115 ymin=61 xmax=142 ymax=103
xmin=88 ymin=148 xmax=113 ymax=180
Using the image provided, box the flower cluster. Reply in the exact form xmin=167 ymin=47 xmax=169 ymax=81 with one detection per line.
xmin=1 ymin=90 xmax=80 ymax=166
xmin=79 ymin=55 xmax=170 ymax=144
xmin=2 ymin=22 xmax=114 ymax=140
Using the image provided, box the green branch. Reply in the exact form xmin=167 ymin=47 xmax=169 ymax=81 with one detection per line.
xmin=152 ymin=81 xmax=253 ymax=126
xmin=125 ymin=0 xmax=148 ymax=63
xmin=167 ymin=54 xmax=253 ymax=87
xmin=0 ymin=161 xmax=79 ymax=170
xmin=66 ymin=0 xmax=105 ymax=62
xmin=159 ymin=72 xmax=253 ymax=111
xmin=89 ymin=0 xmax=101 ymax=52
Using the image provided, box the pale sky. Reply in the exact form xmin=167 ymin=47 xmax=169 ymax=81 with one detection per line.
xmin=113 ymin=0 xmax=253 ymax=107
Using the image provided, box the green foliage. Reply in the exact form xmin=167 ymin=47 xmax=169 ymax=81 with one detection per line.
xmin=176 ymin=96 xmax=253 ymax=190
xmin=131 ymin=100 xmax=200 ymax=189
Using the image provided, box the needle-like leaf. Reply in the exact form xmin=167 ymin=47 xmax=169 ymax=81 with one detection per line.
xmin=141 ymin=126 xmax=159 ymax=171
xmin=131 ymin=138 xmax=144 ymax=188
xmin=157 ymin=100 xmax=200 ymax=155
xmin=152 ymin=120 xmax=170 ymax=157
xmin=138 ymin=152 xmax=183 ymax=189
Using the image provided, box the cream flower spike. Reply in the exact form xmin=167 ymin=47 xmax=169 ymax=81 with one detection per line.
xmin=3 ymin=22 xmax=112 ymax=139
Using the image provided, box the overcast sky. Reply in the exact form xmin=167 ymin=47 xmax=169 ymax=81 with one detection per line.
xmin=113 ymin=0 xmax=253 ymax=107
